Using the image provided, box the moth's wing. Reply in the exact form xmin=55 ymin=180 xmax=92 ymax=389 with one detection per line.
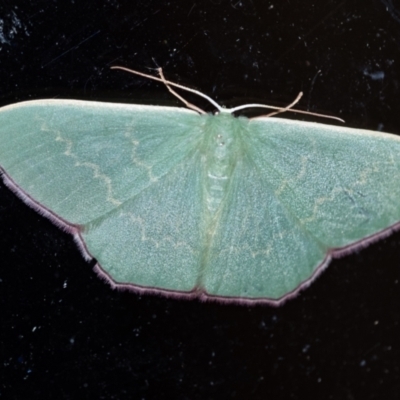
xmin=0 ymin=100 xmax=205 ymax=292
xmin=203 ymin=118 xmax=400 ymax=302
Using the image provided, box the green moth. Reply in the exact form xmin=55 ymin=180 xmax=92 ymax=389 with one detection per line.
xmin=1 ymin=67 xmax=399 ymax=305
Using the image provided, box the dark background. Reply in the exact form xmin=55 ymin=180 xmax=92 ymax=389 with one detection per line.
xmin=1 ymin=0 xmax=399 ymax=399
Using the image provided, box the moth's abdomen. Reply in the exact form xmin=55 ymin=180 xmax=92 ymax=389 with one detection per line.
xmin=205 ymin=132 xmax=232 ymax=214
xmin=203 ymin=114 xmax=246 ymax=217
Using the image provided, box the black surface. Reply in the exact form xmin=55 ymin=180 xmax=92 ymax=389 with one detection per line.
xmin=1 ymin=1 xmax=399 ymax=399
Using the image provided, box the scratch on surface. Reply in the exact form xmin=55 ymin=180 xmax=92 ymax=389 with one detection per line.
xmin=41 ymin=30 xmax=100 ymax=68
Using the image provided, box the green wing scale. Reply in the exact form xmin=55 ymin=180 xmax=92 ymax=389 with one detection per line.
xmin=1 ymin=97 xmax=400 ymax=305
xmin=204 ymin=117 xmax=400 ymax=301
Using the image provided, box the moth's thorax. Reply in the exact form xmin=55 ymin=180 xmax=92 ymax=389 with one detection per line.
xmin=202 ymin=114 xmax=247 ymax=216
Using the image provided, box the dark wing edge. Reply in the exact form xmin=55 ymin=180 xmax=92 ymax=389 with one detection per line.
xmin=5 ymin=161 xmax=399 ymax=306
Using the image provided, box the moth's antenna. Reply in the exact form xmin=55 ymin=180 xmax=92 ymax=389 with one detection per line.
xmin=261 ymin=92 xmax=304 ymax=119
xmin=246 ymin=97 xmax=345 ymax=123
xmin=247 ymin=101 xmax=344 ymax=122
xmin=232 ymin=96 xmax=344 ymax=122
xmin=111 ymin=65 xmax=345 ymax=123
xmin=157 ymin=68 xmax=206 ymax=114
xmin=111 ymin=65 xmax=223 ymax=113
